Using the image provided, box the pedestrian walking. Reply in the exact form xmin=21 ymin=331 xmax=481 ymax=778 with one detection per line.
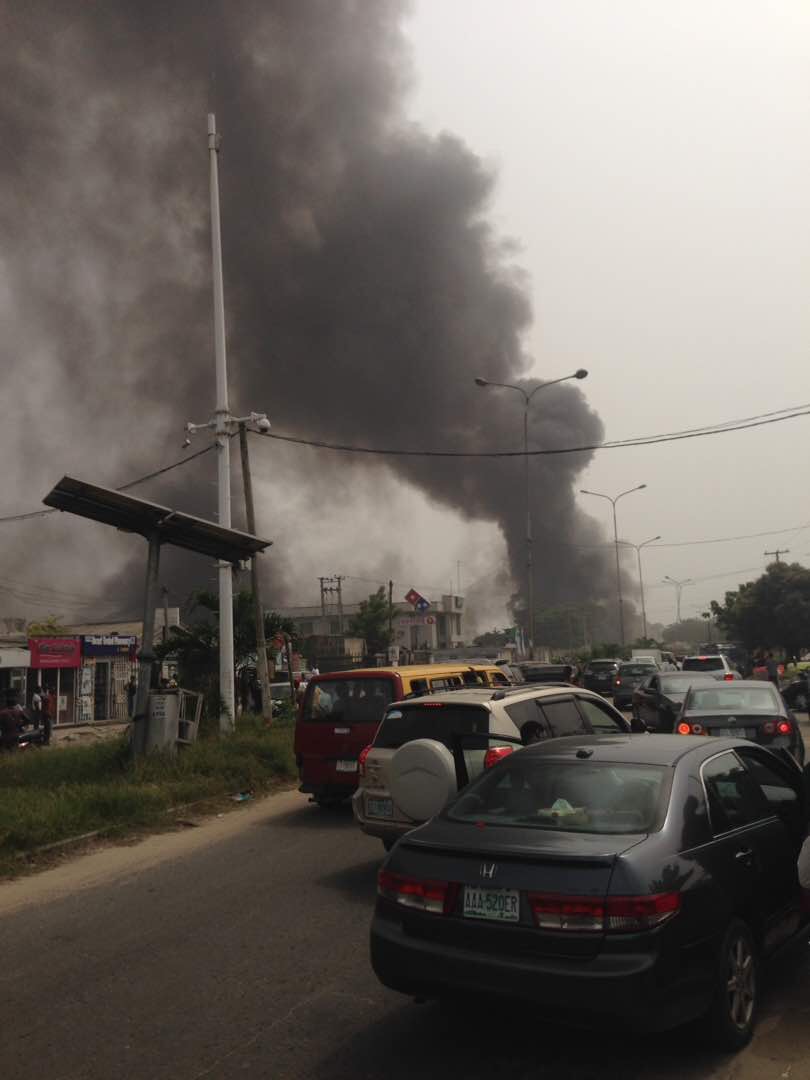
xmin=40 ymin=689 xmax=53 ymax=745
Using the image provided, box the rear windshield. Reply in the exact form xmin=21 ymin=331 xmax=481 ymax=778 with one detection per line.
xmin=682 ymin=657 xmax=724 ymax=671
xmin=302 ymin=678 xmax=394 ymax=724
xmin=449 ymin=759 xmax=668 ymax=835
xmin=618 ymin=664 xmax=655 ymax=677
xmin=688 ymin=686 xmax=779 ymax=713
xmin=659 ymin=675 xmax=712 ymax=694
xmin=586 ymin=661 xmax=617 ymax=672
xmin=374 ymin=704 xmax=490 ymax=750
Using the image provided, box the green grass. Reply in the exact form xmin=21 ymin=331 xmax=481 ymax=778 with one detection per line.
xmin=0 ymin=714 xmax=296 ymax=875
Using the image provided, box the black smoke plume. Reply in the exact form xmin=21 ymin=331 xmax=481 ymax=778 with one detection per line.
xmin=0 ymin=1 xmax=623 ymax=637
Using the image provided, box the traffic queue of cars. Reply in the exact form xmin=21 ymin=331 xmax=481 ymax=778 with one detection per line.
xmin=293 ymin=655 xmax=810 ymax=1050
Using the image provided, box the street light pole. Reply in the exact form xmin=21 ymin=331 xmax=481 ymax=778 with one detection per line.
xmin=620 ymin=535 xmax=661 ymax=640
xmin=580 ymin=485 xmax=648 ymax=646
xmin=474 ymin=369 xmax=588 ymax=658
xmin=663 ymin=575 xmax=693 ymax=623
xmin=183 ymin=115 xmax=272 ymax=733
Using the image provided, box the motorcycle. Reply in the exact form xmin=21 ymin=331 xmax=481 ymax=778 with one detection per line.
xmin=0 ymin=707 xmax=49 ymax=752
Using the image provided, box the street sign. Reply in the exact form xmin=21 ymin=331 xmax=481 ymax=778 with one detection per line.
xmin=405 ymin=588 xmax=431 ymax=612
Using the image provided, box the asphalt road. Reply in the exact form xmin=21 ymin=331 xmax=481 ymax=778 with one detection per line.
xmin=3 ymin=789 xmax=810 ymax=1080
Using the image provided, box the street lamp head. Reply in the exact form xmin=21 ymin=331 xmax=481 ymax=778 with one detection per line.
xmin=474 ymin=377 xmax=489 ymax=387
xmin=574 ymin=368 xmax=588 ymax=380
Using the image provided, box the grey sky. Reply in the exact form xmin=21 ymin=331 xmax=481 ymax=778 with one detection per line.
xmin=405 ymin=0 xmax=810 ymax=625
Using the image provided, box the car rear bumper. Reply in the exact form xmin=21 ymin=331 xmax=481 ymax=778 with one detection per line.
xmin=370 ymin=908 xmax=714 ymax=1033
xmin=351 ymin=789 xmax=416 ymax=841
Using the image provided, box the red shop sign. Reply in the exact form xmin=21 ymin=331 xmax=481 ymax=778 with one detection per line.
xmin=28 ymin=637 xmax=81 ymax=669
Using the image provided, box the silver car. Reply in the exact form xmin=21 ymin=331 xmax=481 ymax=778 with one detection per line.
xmin=352 ymin=685 xmax=631 ymax=849
xmin=681 ymin=654 xmax=741 ymax=681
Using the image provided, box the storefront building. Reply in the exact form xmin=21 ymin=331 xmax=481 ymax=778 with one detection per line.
xmin=27 ymin=634 xmax=137 ymax=725
xmin=28 ymin=637 xmax=82 ymax=725
xmin=0 ymin=641 xmax=31 ymax=704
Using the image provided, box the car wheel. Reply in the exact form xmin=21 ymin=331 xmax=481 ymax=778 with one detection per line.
xmin=707 ymin=919 xmax=758 ymax=1051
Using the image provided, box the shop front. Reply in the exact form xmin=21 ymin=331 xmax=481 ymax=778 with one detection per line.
xmin=81 ymin=634 xmax=138 ymax=722
xmin=28 ymin=637 xmax=81 ymax=725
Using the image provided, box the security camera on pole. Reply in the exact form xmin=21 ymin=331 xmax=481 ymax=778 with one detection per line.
xmin=184 ymin=115 xmax=271 ymax=733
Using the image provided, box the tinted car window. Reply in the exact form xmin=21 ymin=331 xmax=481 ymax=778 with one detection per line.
xmin=504 ymin=699 xmax=549 ymax=738
xmin=618 ymin=664 xmax=656 ymax=678
xmin=701 ymin=752 xmax=769 ymax=833
xmin=373 ymin=704 xmax=490 ymax=750
xmin=540 ymin=698 xmax=588 ymax=736
xmin=683 ymin=657 xmax=724 ymax=672
xmin=449 ymin=759 xmax=668 ymax=834
xmin=735 ymin=748 xmax=802 ymax=838
xmin=585 ymin=661 xmax=618 ymax=673
xmin=302 ymin=679 xmax=393 ymax=723
xmin=576 ymin=698 xmax=626 ymax=734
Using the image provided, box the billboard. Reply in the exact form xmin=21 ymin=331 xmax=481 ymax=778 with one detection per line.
xmin=28 ymin=637 xmax=81 ymax=669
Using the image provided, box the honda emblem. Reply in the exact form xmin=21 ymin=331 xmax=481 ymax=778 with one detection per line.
xmin=480 ymin=862 xmax=498 ymax=880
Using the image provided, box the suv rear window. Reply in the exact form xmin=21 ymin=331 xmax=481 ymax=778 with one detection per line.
xmin=449 ymin=759 xmax=668 ymax=834
xmin=683 ymin=657 xmax=724 ymax=672
xmin=618 ymin=664 xmax=656 ymax=677
xmin=302 ymin=678 xmax=393 ymax=723
xmin=586 ymin=661 xmax=617 ymax=673
xmin=374 ymin=704 xmax=490 ymax=750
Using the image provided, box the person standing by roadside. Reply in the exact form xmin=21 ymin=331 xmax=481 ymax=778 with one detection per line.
xmin=126 ymin=675 xmax=137 ymax=718
xmin=766 ymin=652 xmax=780 ymax=687
xmin=39 ymin=688 xmax=53 ymax=745
xmin=31 ymin=686 xmax=42 ymax=729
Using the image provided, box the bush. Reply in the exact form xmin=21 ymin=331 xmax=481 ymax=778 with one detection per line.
xmin=0 ymin=718 xmax=296 ymax=873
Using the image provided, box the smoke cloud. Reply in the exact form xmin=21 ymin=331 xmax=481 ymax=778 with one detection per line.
xmin=0 ymin=1 xmax=623 ymax=638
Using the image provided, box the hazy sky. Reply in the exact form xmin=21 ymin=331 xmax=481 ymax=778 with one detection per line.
xmin=404 ymin=0 xmax=810 ymax=625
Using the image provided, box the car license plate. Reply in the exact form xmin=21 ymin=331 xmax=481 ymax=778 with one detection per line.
xmin=366 ymin=796 xmax=393 ymax=818
xmin=463 ymin=886 xmax=520 ymax=923
xmin=335 ymin=759 xmax=357 ymax=773
xmin=715 ymin=728 xmax=753 ymax=739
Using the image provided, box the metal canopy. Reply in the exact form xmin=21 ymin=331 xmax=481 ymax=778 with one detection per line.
xmin=43 ymin=476 xmax=272 ymax=564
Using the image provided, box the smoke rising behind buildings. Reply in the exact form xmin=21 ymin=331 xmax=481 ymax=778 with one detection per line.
xmin=0 ymin=1 xmax=621 ymax=634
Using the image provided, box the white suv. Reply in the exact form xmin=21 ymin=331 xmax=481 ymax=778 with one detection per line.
xmin=681 ymin=654 xmax=741 ymax=681
xmin=352 ymin=685 xmax=632 ymax=849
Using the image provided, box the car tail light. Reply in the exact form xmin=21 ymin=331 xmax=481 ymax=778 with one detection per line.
xmin=723 ymin=673 xmax=734 ymax=681
xmin=762 ymin=720 xmax=776 ymax=735
xmin=377 ymin=870 xmax=456 ymax=915
xmin=615 ymin=678 xmax=621 ymax=687
xmin=677 ymin=722 xmax=691 ymax=735
xmin=484 ymin=746 xmax=514 ymax=770
xmin=690 ymin=723 xmax=704 ymax=735
xmin=529 ymin=894 xmax=604 ymax=932
xmin=605 ymin=892 xmax=681 ymax=931
xmin=528 ymin=892 xmax=680 ymax=932
xmin=418 ymin=703 xmax=445 ymax=708
xmin=358 ymin=745 xmax=372 ymax=778
xmin=777 ymin=720 xmax=792 ymax=735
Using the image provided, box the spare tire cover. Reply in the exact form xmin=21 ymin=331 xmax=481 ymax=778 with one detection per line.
xmin=389 ymin=738 xmax=457 ymax=822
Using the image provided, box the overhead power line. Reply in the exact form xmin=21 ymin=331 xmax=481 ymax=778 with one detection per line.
xmin=0 ymin=444 xmax=215 ymax=527
xmin=258 ymin=402 xmax=810 ymax=458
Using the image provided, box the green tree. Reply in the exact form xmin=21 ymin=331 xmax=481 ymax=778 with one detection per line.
xmin=348 ymin=588 xmax=395 ymax=656
xmin=710 ymin=562 xmax=810 ymax=659
xmin=27 ymin=615 xmax=71 ymax=636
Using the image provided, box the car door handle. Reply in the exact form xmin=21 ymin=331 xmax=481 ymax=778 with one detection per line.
xmin=735 ymin=848 xmax=755 ymax=866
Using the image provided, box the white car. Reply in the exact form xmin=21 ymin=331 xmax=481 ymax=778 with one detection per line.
xmin=352 ymin=685 xmax=632 ymax=849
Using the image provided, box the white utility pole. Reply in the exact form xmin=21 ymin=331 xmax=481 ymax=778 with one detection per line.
xmin=184 ymin=116 xmax=271 ymax=733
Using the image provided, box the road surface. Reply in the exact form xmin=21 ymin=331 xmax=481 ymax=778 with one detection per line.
xmin=2 ymin=789 xmax=810 ymax=1080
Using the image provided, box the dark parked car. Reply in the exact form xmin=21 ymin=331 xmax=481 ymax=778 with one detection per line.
xmin=782 ymin=669 xmax=810 ymax=713
xmin=517 ymin=663 xmax=573 ymax=685
xmin=582 ymin=658 xmax=622 ymax=696
xmin=612 ymin=661 xmax=658 ymax=709
xmin=371 ymin=734 xmax=809 ymax=1049
xmin=633 ymin=671 xmax=717 ymax=732
xmin=677 ymin=681 xmax=805 ymax=764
